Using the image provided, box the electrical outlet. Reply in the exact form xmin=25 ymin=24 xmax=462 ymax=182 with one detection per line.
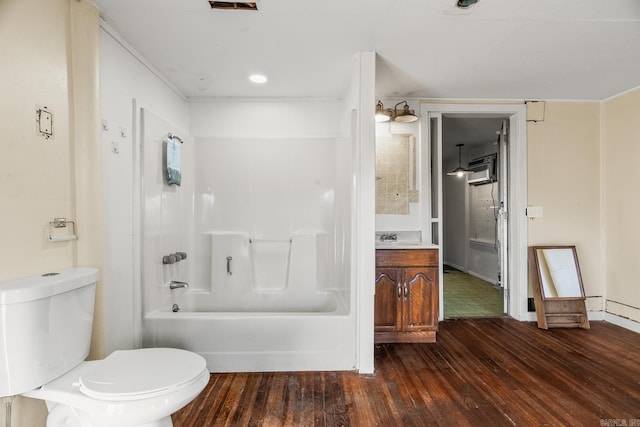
xmin=36 ymin=106 xmax=53 ymax=139
xmin=526 ymin=206 xmax=543 ymax=218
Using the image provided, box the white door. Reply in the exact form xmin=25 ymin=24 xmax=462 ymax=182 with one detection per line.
xmin=498 ymin=120 xmax=509 ymax=314
xmin=424 ymin=113 xmax=444 ymax=320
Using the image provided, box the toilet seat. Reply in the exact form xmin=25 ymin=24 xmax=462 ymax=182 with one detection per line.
xmin=77 ymin=348 xmax=206 ymax=401
xmin=24 ymin=347 xmax=210 ymax=427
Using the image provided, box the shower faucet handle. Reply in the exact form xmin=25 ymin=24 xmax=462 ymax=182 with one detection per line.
xmin=169 ymin=281 xmax=189 ymax=290
xmin=163 ymin=252 xmax=188 ymax=264
xmin=380 ymin=233 xmax=398 ymax=242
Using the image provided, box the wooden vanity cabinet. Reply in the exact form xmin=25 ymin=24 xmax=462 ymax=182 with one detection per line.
xmin=375 ymin=249 xmax=439 ymax=343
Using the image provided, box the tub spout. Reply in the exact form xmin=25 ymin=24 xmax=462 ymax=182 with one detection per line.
xmin=169 ymin=280 xmax=189 ymax=290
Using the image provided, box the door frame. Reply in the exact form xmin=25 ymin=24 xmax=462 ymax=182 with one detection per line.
xmin=420 ymin=102 xmax=528 ymax=321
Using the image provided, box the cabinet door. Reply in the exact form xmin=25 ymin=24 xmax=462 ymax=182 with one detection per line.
xmin=402 ymin=267 xmax=438 ymax=331
xmin=375 ymin=268 xmax=401 ymax=332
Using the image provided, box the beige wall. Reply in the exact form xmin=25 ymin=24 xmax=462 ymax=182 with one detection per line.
xmin=526 ymin=102 xmax=603 ymax=310
xmin=602 ymin=88 xmax=640 ymax=323
xmin=527 ymin=96 xmax=640 ymax=324
xmin=0 ymin=0 xmax=75 ymax=281
xmin=0 ymin=0 xmax=101 ymax=425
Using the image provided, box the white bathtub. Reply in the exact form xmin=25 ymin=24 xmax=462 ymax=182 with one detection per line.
xmin=142 ymin=291 xmax=355 ymax=372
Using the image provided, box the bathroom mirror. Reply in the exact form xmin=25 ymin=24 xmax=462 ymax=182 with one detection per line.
xmin=533 ymin=246 xmax=584 ymax=298
xmin=528 ymin=245 xmax=589 ymax=329
xmin=375 ymin=133 xmax=418 ymax=215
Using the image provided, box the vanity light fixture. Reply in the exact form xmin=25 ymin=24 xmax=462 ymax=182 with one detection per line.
xmin=375 ymin=100 xmax=418 ymax=123
xmin=447 ymin=144 xmax=473 ymax=177
xmin=375 ymin=101 xmax=392 ymax=123
xmin=393 ymin=101 xmax=418 ymax=123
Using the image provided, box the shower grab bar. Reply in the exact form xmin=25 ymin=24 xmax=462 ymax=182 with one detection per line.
xmin=226 ymin=256 xmax=232 ymax=275
xmin=249 ymin=238 xmax=292 ymax=243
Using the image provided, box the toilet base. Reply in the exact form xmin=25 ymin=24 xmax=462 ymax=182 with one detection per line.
xmin=46 ymin=402 xmax=175 ymax=427
xmin=23 ymin=349 xmax=209 ymax=427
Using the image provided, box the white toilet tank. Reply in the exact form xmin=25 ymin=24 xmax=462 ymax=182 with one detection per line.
xmin=0 ymin=267 xmax=98 ymax=397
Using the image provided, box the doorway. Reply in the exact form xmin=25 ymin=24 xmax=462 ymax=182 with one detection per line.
xmin=442 ymin=116 xmax=507 ymax=318
xmin=420 ymin=103 xmax=528 ymax=322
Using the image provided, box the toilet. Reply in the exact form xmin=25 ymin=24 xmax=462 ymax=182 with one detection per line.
xmin=0 ymin=267 xmax=209 ymax=427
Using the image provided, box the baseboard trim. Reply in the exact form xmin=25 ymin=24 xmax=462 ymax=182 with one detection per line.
xmin=604 ymin=312 xmax=640 ymax=334
xmin=588 ymin=311 xmax=605 ymax=321
xmin=521 ymin=310 xmax=604 ymax=323
xmin=443 ymin=261 xmax=465 ymax=272
xmin=466 ymin=270 xmax=497 ymax=285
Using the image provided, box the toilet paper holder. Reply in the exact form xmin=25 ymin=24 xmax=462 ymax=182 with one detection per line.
xmin=48 ymin=218 xmax=78 ymax=242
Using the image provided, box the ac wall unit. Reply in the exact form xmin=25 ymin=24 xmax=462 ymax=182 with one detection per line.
xmin=467 ymin=168 xmax=491 ymax=185
xmin=467 ymin=153 xmax=497 ymax=185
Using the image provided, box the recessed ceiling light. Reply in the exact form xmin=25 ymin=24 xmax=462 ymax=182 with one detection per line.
xmin=249 ymin=74 xmax=268 ymax=84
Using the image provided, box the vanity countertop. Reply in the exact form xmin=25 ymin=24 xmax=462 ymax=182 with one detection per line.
xmin=375 ymin=242 xmax=439 ymax=250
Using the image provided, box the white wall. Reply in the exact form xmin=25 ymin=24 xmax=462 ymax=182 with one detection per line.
xmin=100 ymin=24 xmax=190 ymax=354
xmin=442 ymin=165 xmax=467 ymax=269
xmin=190 ymin=100 xmax=340 ymax=138
xmin=351 ymin=52 xmax=377 ymax=374
xmin=374 ymin=101 xmax=422 ymax=232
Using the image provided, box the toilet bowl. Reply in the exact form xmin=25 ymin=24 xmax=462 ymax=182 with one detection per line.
xmin=24 ymin=348 xmax=210 ymax=427
xmin=0 ymin=267 xmax=208 ymax=427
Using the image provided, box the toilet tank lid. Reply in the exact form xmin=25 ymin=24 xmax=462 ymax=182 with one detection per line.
xmin=0 ymin=267 xmax=99 ymax=305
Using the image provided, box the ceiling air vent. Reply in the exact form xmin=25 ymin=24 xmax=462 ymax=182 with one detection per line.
xmin=208 ymin=1 xmax=258 ymax=10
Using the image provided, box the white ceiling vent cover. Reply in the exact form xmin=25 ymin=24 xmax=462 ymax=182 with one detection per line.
xmin=208 ymin=1 xmax=258 ymax=10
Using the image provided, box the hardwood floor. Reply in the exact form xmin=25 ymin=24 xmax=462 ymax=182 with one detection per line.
xmin=172 ymin=318 xmax=640 ymax=426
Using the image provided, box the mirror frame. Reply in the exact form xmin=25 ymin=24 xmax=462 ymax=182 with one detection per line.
xmin=528 ymin=245 xmax=590 ymax=329
xmin=530 ymin=245 xmax=585 ymax=300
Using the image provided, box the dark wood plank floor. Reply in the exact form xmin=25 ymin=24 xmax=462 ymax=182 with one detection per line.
xmin=172 ymin=318 xmax=640 ymax=426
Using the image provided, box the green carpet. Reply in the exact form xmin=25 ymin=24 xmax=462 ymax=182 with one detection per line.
xmin=443 ymin=268 xmax=505 ymax=318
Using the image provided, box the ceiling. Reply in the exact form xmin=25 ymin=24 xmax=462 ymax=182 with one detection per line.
xmin=442 ymin=116 xmax=505 ymax=163
xmin=93 ymin=0 xmax=640 ymax=101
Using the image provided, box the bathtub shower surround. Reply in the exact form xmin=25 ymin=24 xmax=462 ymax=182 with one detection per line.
xmin=141 ymin=112 xmax=356 ymax=372
xmin=145 ymin=230 xmax=353 ymax=373
xmin=206 ymin=231 xmax=330 ymax=309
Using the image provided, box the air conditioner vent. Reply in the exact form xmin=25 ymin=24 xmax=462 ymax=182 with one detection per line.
xmin=468 ymin=169 xmax=491 ymax=185
xmin=467 ymin=153 xmax=497 ymax=185
xmin=208 ymin=1 xmax=258 ymax=10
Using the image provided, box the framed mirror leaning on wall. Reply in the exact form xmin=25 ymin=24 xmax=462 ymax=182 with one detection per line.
xmin=528 ymin=246 xmax=590 ymax=329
